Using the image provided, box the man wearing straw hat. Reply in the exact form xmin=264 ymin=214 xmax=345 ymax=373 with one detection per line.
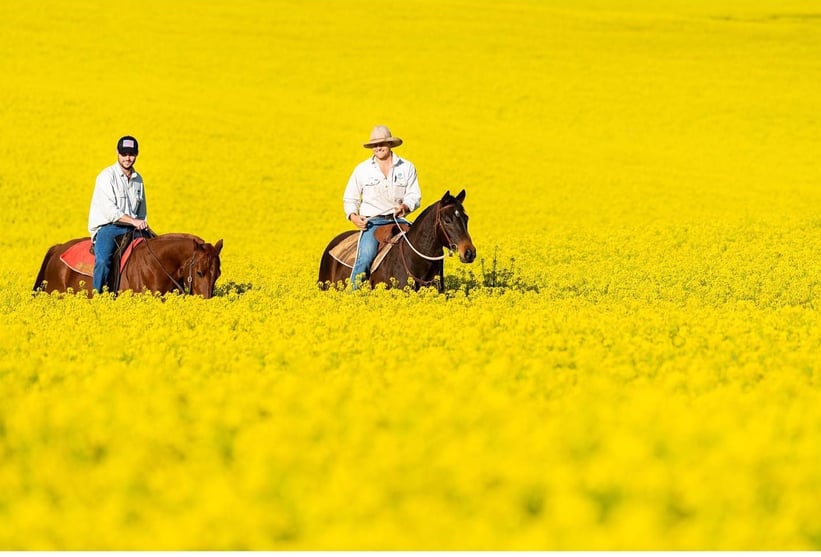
xmin=343 ymin=125 xmax=422 ymax=290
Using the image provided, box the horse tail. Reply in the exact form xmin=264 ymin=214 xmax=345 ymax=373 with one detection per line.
xmin=33 ymin=244 xmax=60 ymax=291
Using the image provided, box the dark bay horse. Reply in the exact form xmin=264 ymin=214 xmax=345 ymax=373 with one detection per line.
xmin=34 ymin=233 xmax=223 ymax=298
xmin=318 ymin=189 xmax=476 ymax=292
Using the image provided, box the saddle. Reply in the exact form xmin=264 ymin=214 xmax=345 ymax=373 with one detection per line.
xmin=329 ymin=223 xmax=409 ymax=270
xmin=60 ymin=229 xmax=154 ymax=290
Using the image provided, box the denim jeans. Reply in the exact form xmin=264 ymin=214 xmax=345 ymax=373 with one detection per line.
xmin=92 ymin=223 xmax=134 ymax=292
xmin=350 ymin=216 xmax=409 ymax=290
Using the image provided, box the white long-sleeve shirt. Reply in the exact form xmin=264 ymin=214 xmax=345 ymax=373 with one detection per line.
xmin=343 ymin=153 xmax=421 ymax=218
xmin=88 ymin=162 xmax=147 ymax=239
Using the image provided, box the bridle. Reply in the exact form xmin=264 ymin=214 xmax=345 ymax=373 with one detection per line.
xmin=143 ymin=237 xmax=199 ymax=295
xmin=394 ymin=202 xmax=461 ymax=287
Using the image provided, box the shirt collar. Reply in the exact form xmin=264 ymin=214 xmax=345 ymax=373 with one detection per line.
xmin=370 ymin=153 xmax=401 ymax=167
xmin=115 ymin=163 xmax=139 ymax=180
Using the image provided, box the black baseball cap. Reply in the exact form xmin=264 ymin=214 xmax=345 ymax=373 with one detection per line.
xmin=117 ymin=135 xmax=139 ymax=155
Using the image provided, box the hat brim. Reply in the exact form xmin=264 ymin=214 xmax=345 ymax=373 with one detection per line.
xmin=363 ymin=137 xmax=403 ymax=148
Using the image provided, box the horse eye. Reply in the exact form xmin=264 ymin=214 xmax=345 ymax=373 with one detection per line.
xmin=197 ymin=271 xmax=204 ymax=277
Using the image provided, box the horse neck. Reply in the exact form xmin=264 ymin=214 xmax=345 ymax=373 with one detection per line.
xmin=405 ymin=203 xmax=442 ymax=254
xmin=149 ymin=236 xmax=195 ymax=271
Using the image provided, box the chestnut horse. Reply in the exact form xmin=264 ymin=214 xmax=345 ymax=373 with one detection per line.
xmin=318 ymin=190 xmax=476 ymax=292
xmin=34 ymin=233 xmax=223 ymax=298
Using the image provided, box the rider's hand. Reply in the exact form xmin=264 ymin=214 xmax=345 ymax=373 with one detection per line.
xmin=122 ymin=216 xmax=148 ymax=230
xmin=394 ymin=204 xmax=409 ymax=218
xmin=350 ymin=214 xmax=367 ymax=230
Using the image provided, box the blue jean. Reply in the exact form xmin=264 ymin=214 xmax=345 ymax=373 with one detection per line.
xmin=92 ymin=223 xmax=134 ymax=292
xmin=350 ymin=216 xmax=409 ymax=290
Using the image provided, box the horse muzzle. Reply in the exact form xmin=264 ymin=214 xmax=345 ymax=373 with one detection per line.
xmin=459 ymin=244 xmax=476 ymax=264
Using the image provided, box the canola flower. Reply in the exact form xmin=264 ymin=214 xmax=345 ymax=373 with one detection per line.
xmin=1 ymin=0 xmax=821 ymax=550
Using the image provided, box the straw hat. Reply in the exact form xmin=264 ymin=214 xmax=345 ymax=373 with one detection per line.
xmin=363 ymin=125 xmax=403 ymax=148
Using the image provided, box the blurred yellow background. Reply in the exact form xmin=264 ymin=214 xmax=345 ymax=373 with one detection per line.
xmin=1 ymin=0 xmax=820 ymax=549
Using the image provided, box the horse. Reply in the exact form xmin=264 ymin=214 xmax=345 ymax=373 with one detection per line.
xmin=318 ymin=189 xmax=476 ymax=292
xmin=33 ymin=232 xmax=224 ymax=298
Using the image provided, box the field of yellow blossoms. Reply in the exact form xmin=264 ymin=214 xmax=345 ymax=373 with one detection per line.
xmin=2 ymin=0 xmax=821 ymax=550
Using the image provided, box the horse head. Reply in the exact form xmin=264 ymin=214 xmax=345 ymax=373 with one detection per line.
xmin=438 ymin=189 xmax=476 ymax=263
xmin=187 ymin=239 xmax=223 ymax=298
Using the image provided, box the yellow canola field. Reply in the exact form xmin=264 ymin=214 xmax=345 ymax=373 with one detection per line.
xmin=1 ymin=0 xmax=821 ymax=550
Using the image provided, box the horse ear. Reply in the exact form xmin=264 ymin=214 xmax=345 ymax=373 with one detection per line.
xmin=441 ymin=190 xmax=452 ymax=202
xmin=215 ymin=239 xmax=223 ymax=254
xmin=455 ymin=189 xmax=466 ymax=202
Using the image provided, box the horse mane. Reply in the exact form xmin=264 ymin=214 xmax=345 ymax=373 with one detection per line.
xmin=412 ymin=194 xmax=461 ymax=226
xmin=154 ymin=232 xmax=206 ymax=244
xmin=414 ymin=198 xmax=446 ymax=224
xmin=412 ymin=202 xmax=438 ymax=225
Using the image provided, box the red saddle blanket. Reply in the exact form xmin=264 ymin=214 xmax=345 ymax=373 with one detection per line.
xmin=59 ymin=238 xmax=144 ymax=277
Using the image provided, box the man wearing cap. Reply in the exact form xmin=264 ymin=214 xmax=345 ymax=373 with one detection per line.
xmin=343 ymin=125 xmax=422 ymax=289
xmin=88 ymin=135 xmax=149 ymax=293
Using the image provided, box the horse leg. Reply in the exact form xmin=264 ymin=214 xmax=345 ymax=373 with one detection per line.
xmin=370 ymin=251 xmax=442 ymax=291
